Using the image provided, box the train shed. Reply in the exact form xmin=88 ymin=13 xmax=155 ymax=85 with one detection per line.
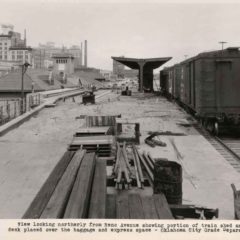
xmin=112 ymin=56 xmax=171 ymax=92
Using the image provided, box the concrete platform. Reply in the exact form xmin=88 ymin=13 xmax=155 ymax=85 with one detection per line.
xmin=0 ymin=90 xmax=239 ymax=219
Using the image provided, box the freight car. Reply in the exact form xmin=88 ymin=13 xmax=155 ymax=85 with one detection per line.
xmin=160 ymin=47 xmax=240 ymax=135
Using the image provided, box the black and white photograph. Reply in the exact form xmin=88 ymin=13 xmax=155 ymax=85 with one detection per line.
xmin=0 ymin=0 xmax=240 ymax=238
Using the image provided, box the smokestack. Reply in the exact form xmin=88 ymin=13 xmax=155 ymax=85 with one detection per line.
xmin=24 ymin=29 xmax=26 ymax=46
xmin=80 ymin=42 xmax=83 ymax=66
xmin=84 ymin=40 xmax=87 ymax=68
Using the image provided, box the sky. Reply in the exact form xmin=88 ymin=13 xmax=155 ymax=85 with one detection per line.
xmin=1 ymin=0 xmax=240 ymax=70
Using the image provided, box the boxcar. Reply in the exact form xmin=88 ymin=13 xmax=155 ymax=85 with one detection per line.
xmin=160 ymin=47 xmax=240 ymax=134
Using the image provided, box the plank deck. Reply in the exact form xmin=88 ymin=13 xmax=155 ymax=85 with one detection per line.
xmin=22 ymin=151 xmax=75 ymax=219
xmin=153 ymin=194 xmax=174 ymax=219
xmin=116 ymin=194 xmax=129 ymax=219
xmin=64 ymin=152 xmax=96 ymax=218
xmin=105 ymin=194 xmax=117 ymax=219
xmin=40 ymin=150 xmax=86 ymax=218
xmin=141 ymin=196 xmax=159 ymax=219
xmin=128 ymin=194 xmax=144 ymax=219
xmin=88 ymin=159 xmax=107 ymax=218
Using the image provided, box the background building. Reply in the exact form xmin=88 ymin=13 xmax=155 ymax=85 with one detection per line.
xmin=0 ymin=24 xmax=33 ymax=69
xmin=33 ymin=42 xmax=85 ymax=70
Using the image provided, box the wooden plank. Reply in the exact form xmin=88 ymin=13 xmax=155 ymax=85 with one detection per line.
xmin=128 ymin=194 xmax=144 ymax=219
xmin=116 ymin=194 xmax=129 ymax=219
xmin=23 ymin=151 xmax=75 ymax=219
xmin=40 ymin=150 xmax=86 ymax=218
xmin=88 ymin=159 xmax=107 ymax=218
xmin=64 ymin=152 xmax=96 ymax=218
xmin=139 ymin=152 xmax=154 ymax=183
xmin=105 ymin=194 xmax=116 ymax=219
xmin=71 ymin=135 xmax=114 ymax=145
xmin=76 ymin=127 xmax=110 ymax=134
xmin=133 ymin=146 xmax=144 ymax=183
xmin=141 ymin=196 xmax=158 ymax=219
xmin=153 ymin=194 xmax=174 ymax=219
xmin=132 ymin=147 xmax=141 ymax=188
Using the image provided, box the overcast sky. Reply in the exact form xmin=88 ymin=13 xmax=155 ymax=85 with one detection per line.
xmin=0 ymin=0 xmax=240 ymax=70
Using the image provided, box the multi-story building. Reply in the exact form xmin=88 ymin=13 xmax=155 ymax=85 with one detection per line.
xmin=33 ymin=43 xmax=82 ymax=69
xmin=0 ymin=25 xmax=33 ymax=68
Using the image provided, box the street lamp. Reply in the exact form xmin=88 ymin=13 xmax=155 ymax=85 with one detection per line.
xmin=21 ymin=62 xmax=31 ymax=114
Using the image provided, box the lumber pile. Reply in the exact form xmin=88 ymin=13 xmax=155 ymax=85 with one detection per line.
xmin=23 ymin=150 xmax=107 ymax=219
xmin=68 ymin=135 xmax=114 ymax=157
xmin=112 ymin=143 xmax=146 ymax=189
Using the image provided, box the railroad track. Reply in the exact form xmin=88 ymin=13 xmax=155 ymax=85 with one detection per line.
xmin=194 ymin=124 xmax=240 ymax=173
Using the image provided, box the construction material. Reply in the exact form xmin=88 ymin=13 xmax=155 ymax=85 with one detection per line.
xmin=154 ymin=159 xmax=182 ymax=204
xmin=74 ymin=127 xmax=110 ymax=137
xmin=40 ymin=150 xmax=86 ymax=218
xmin=145 ymin=132 xmax=166 ymax=147
xmin=231 ymin=183 xmax=240 ymax=219
xmin=115 ymin=118 xmax=140 ymax=144
xmin=137 ymin=150 xmax=154 ymax=184
xmin=148 ymin=131 xmax=186 ymax=136
xmin=23 ymin=151 xmax=75 ymax=219
xmin=131 ymin=146 xmax=142 ymax=188
xmin=82 ymin=91 xmax=95 ymax=105
xmin=113 ymin=142 xmax=132 ymax=189
xmin=88 ymin=159 xmax=107 ymax=218
xmin=69 ymin=135 xmax=114 ymax=157
xmin=64 ymin=152 xmax=96 ymax=218
xmin=169 ymin=204 xmax=219 ymax=219
xmin=132 ymin=145 xmax=145 ymax=185
xmin=85 ymin=114 xmax=121 ymax=128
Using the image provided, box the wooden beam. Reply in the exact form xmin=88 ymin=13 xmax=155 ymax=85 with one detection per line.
xmin=153 ymin=194 xmax=174 ymax=219
xmin=22 ymin=151 xmax=75 ymax=219
xmin=105 ymin=194 xmax=116 ymax=219
xmin=64 ymin=152 xmax=96 ymax=218
xmin=88 ymin=159 xmax=107 ymax=218
xmin=128 ymin=194 xmax=144 ymax=219
xmin=40 ymin=150 xmax=86 ymax=218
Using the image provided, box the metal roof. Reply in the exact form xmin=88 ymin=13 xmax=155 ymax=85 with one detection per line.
xmin=0 ymin=71 xmax=43 ymax=92
xmin=111 ymin=57 xmax=172 ymax=69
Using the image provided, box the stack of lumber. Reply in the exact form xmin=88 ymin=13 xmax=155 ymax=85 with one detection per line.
xmin=23 ymin=150 xmax=107 ymax=219
xmin=85 ymin=115 xmax=121 ymax=128
xmin=106 ymin=193 xmax=173 ymax=219
xmin=113 ymin=142 xmax=132 ymax=189
xmin=68 ymin=135 xmax=114 ymax=157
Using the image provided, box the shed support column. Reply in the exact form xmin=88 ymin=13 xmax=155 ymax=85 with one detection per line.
xmin=138 ymin=62 xmax=145 ymax=92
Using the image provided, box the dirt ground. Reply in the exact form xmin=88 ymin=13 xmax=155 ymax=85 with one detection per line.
xmin=0 ymin=90 xmax=239 ymax=219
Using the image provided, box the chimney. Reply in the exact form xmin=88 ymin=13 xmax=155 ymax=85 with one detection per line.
xmin=24 ymin=29 xmax=27 ymax=46
xmin=84 ymin=40 xmax=87 ymax=68
xmin=80 ymin=42 xmax=83 ymax=66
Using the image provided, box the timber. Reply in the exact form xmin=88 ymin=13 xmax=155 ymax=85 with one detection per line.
xmin=88 ymin=159 xmax=107 ymax=218
xmin=23 ymin=151 xmax=75 ymax=219
xmin=64 ymin=152 xmax=96 ymax=218
xmin=40 ymin=150 xmax=86 ymax=218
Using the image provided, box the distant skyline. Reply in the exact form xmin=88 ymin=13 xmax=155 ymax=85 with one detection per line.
xmin=1 ymin=1 xmax=240 ymax=71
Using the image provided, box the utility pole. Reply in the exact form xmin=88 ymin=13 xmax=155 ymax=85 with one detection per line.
xmin=219 ymin=41 xmax=227 ymax=51
xmin=21 ymin=62 xmax=31 ymax=114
